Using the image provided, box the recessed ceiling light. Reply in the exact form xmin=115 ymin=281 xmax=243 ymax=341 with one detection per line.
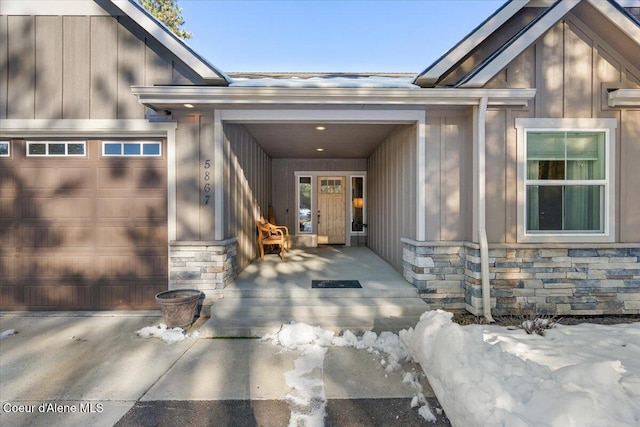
xmin=184 ymin=103 xmax=194 ymax=108
xmin=315 ymin=126 xmax=326 ymax=131
xmin=316 ymin=148 xmax=324 ymax=152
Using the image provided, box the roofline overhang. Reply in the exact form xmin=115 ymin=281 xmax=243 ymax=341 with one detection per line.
xmin=458 ymin=0 xmax=582 ymax=88
xmin=413 ymin=0 xmax=530 ymax=87
xmin=107 ymin=0 xmax=230 ymax=85
xmin=132 ymin=86 xmax=537 ymax=110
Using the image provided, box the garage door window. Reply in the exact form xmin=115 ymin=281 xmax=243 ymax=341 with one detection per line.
xmin=27 ymin=141 xmax=86 ymax=156
xmin=0 ymin=141 xmax=9 ymax=156
xmin=103 ymin=141 xmax=161 ymax=157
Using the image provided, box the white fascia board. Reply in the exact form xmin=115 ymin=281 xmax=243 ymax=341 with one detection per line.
xmin=413 ymin=0 xmax=530 ymax=87
xmin=0 ymin=0 xmax=110 ymax=15
xmin=0 ymin=119 xmax=176 ymax=138
xmin=219 ymin=109 xmax=425 ymax=124
xmin=608 ymin=89 xmax=640 ymax=107
xmin=586 ymin=0 xmax=640 ymax=45
xmin=460 ymin=0 xmax=581 ymax=88
xmin=131 ymin=86 xmax=537 ymax=108
xmin=109 ymin=0 xmax=230 ymax=85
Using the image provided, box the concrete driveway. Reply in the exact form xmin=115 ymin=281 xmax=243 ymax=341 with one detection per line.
xmin=0 ymin=313 xmax=449 ymax=426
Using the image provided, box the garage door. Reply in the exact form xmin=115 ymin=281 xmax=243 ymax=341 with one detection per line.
xmin=0 ymin=139 xmax=168 ymax=310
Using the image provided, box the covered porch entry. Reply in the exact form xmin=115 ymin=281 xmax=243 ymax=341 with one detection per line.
xmin=200 ymin=246 xmax=428 ymax=337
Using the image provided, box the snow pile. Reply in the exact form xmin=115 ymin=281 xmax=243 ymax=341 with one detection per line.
xmin=264 ymin=322 xmax=436 ymax=423
xmin=229 ymin=76 xmax=418 ymax=89
xmin=1 ymin=329 xmax=17 ymax=339
xmin=401 ymin=310 xmax=640 ymax=427
xmin=265 ymin=323 xmax=331 ymax=426
xmin=135 ymin=323 xmax=200 ymax=344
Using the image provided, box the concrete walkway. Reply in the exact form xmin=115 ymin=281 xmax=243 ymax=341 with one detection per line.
xmin=0 ymin=313 xmax=450 ymax=426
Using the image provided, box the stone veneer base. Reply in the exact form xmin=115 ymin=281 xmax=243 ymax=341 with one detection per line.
xmin=169 ymin=238 xmax=238 ymax=305
xmin=402 ymin=238 xmax=640 ymax=316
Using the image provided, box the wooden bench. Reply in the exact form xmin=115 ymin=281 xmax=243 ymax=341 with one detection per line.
xmin=256 ymin=220 xmax=287 ymax=260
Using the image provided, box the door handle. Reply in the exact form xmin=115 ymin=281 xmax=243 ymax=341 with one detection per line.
xmin=317 ymin=210 xmax=321 ymax=224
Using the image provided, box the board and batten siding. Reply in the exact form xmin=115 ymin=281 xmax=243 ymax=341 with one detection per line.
xmin=423 ymin=111 xmax=472 ymax=243
xmin=0 ymin=14 xmax=200 ymax=121
xmin=223 ymin=124 xmax=271 ymax=271
xmin=367 ymin=124 xmax=417 ymax=272
xmin=270 ymin=158 xmax=367 ymax=232
xmin=483 ymin=9 xmax=640 ymax=244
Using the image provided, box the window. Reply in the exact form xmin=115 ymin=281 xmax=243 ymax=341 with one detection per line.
xmin=102 ymin=141 xmax=161 ymax=157
xmin=516 ymin=119 xmax=616 ymax=242
xmin=27 ymin=141 xmax=86 ymax=156
xmin=0 ymin=141 xmax=9 ymax=157
xmin=298 ymin=176 xmax=312 ymax=233
xmin=351 ymin=176 xmax=365 ymax=232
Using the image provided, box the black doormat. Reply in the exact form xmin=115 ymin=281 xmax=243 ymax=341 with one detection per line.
xmin=312 ymin=280 xmax=362 ymax=289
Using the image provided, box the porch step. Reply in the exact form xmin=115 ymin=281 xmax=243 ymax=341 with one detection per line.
xmin=221 ymin=286 xmax=419 ymax=299
xmin=198 ymin=297 xmax=428 ymax=338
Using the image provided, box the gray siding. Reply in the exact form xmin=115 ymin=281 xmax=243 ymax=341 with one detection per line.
xmin=270 ymin=158 xmax=367 ymax=232
xmin=484 ymin=9 xmax=640 ymax=244
xmin=224 ymin=124 xmax=272 ymax=271
xmin=368 ymin=125 xmax=416 ymax=272
xmin=0 ymin=14 xmax=200 ymax=120
xmin=423 ymin=111 xmax=471 ymax=242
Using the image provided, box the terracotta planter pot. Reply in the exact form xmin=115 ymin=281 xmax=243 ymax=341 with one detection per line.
xmin=155 ymin=289 xmax=202 ymax=329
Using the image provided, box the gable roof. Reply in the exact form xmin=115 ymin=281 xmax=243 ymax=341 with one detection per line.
xmin=414 ymin=0 xmax=640 ymax=88
xmin=105 ymin=0 xmax=230 ymax=86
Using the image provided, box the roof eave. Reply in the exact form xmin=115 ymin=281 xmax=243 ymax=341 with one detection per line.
xmin=108 ymin=0 xmax=230 ymax=85
xmin=131 ymin=86 xmax=537 ymax=111
xmin=413 ymin=0 xmax=531 ymax=87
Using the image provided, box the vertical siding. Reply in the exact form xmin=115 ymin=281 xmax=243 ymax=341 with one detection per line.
xmin=1 ymin=14 xmax=200 ymax=121
xmin=223 ymin=124 xmax=272 ymax=271
xmin=485 ymin=11 xmax=639 ymax=244
xmin=270 ymin=158 xmax=367 ymax=231
xmin=34 ymin=16 xmax=62 ymax=119
xmin=367 ymin=125 xmax=416 ymax=272
xmin=485 ymin=110 xmax=507 ymax=243
xmin=90 ymin=16 xmax=118 ymax=118
xmin=0 ymin=15 xmax=7 ymax=119
xmin=62 ymin=16 xmax=90 ymax=119
xmin=116 ymin=16 xmax=145 ymax=119
xmin=424 ymin=112 xmax=471 ymax=242
xmin=7 ymin=16 xmax=35 ymax=119
xmin=620 ymin=110 xmax=640 ymax=242
xmin=175 ymin=115 xmax=201 ymax=241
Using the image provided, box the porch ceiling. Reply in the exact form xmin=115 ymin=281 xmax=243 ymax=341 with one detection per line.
xmin=241 ymin=123 xmax=398 ymax=158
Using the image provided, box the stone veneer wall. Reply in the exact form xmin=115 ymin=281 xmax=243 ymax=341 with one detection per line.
xmin=402 ymin=239 xmax=640 ymax=316
xmin=169 ymin=239 xmax=238 ymax=304
xmin=402 ymin=239 xmax=467 ymax=311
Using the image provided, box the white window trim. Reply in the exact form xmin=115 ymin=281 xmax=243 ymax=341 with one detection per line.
xmin=515 ymin=118 xmax=617 ymax=243
xmin=295 ymin=175 xmax=314 ymax=235
xmin=102 ymin=140 xmax=163 ymax=157
xmin=294 ymin=170 xmax=367 ymax=245
xmin=0 ymin=141 xmax=9 ymax=157
xmin=26 ymin=141 xmax=86 ymax=157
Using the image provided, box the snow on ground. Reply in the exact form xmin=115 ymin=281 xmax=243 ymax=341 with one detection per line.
xmin=263 ymin=323 xmax=436 ymax=425
xmin=1 ymin=329 xmax=17 ymax=339
xmin=400 ymin=310 xmax=640 ymax=427
xmin=135 ymin=323 xmax=200 ymax=344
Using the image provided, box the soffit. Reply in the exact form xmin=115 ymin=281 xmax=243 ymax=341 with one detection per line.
xmin=240 ymin=123 xmax=398 ymax=159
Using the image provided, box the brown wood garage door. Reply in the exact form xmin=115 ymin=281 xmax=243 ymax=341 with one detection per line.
xmin=0 ymin=139 xmax=167 ymax=310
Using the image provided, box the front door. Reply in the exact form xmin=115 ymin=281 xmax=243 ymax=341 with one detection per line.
xmin=317 ymin=176 xmax=346 ymax=244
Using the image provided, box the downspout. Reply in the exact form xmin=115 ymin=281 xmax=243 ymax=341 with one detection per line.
xmin=477 ymin=96 xmax=495 ymax=323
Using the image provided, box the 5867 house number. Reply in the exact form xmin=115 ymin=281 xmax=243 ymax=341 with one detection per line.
xmin=203 ymin=159 xmax=212 ymax=205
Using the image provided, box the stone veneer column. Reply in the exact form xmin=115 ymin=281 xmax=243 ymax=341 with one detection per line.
xmin=401 ymin=238 xmax=466 ymax=311
xmin=168 ymin=238 xmax=238 ymax=304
